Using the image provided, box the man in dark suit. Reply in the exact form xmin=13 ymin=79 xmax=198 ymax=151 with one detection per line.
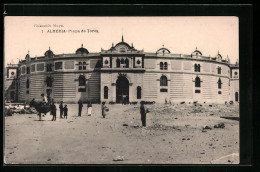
xmin=78 ymin=101 xmax=83 ymax=116
xmin=51 ymin=102 xmax=57 ymax=121
xmin=59 ymin=101 xmax=63 ymax=118
xmin=140 ymin=101 xmax=149 ymax=127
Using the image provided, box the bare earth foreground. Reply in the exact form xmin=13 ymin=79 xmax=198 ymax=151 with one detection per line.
xmin=4 ymin=103 xmax=239 ymax=164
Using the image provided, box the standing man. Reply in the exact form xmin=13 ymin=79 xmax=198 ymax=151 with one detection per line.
xmin=140 ymin=101 xmax=149 ymax=127
xmin=51 ymin=101 xmax=57 ymax=121
xmin=59 ymin=101 xmax=63 ymax=118
xmin=63 ymin=105 xmax=68 ymax=119
xmin=78 ymin=101 xmax=83 ymax=117
xmin=101 ymin=102 xmax=108 ymax=118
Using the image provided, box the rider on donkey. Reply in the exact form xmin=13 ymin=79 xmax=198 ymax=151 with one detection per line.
xmin=41 ymin=93 xmax=48 ymax=104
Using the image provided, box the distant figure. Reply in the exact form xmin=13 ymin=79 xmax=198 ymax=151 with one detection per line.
xmin=101 ymin=102 xmax=108 ymax=118
xmin=59 ymin=101 xmax=63 ymax=118
xmin=63 ymin=105 xmax=68 ymax=119
xmin=87 ymin=102 xmax=92 ymax=116
xmin=78 ymin=101 xmax=83 ymax=116
xmin=51 ymin=101 xmax=57 ymax=121
xmin=140 ymin=101 xmax=149 ymax=127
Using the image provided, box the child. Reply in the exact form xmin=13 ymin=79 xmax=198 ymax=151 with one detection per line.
xmin=87 ymin=102 xmax=92 ymax=116
xmin=51 ymin=101 xmax=57 ymax=121
xmin=63 ymin=105 xmax=68 ymax=119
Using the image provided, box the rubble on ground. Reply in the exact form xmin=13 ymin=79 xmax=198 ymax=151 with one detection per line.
xmin=214 ymin=123 xmax=225 ymax=128
xmin=146 ymin=124 xmax=181 ymax=131
xmin=113 ymin=156 xmax=124 ymax=161
xmin=4 ymin=103 xmax=37 ymax=116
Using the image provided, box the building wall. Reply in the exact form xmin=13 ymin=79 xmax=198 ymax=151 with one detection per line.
xmin=15 ymin=51 xmax=237 ymax=104
xmin=230 ymin=68 xmax=239 ymax=102
xmin=141 ymin=58 xmax=231 ymax=103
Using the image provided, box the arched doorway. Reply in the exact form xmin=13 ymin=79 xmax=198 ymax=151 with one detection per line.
xmin=10 ymin=91 xmax=15 ymax=102
xmin=116 ymin=77 xmax=129 ymax=103
xmin=235 ymin=92 xmax=239 ymax=102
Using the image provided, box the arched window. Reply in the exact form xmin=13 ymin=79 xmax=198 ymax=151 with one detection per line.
xmin=218 ymin=78 xmax=222 ymax=89
xmin=46 ymin=77 xmax=52 ymax=87
xmin=79 ymin=62 xmax=82 ymax=70
xmin=235 ymin=92 xmax=239 ymax=102
xmin=195 ymin=64 xmax=201 ymax=72
xmin=116 ymin=58 xmax=120 ymax=68
xmin=198 ymin=64 xmax=200 ymax=72
xmin=47 ymin=64 xmax=52 ymax=72
xmin=125 ymin=58 xmax=129 ymax=68
xmin=121 ymin=58 xmax=125 ymax=64
xmin=195 ymin=76 xmax=201 ymax=87
xmin=218 ymin=67 xmax=222 ymax=74
xmin=26 ymin=67 xmax=30 ymax=74
xmin=194 ymin=64 xmax=197 ymax=72
xmin=164 ymin=62 xmax=168 ymax=70
xmin=26 ymin=78 xmax=30 ymax=88
xmin=83 ymin=61 xmax=87 ymax=70
xmin=104 ymin=86 xmax=108 ymax=99
xmin=137 ymin=86 xmax=141 ymax=99
xmin=160 ymin=62 xmax=163 ymax=70
xmin=160 ymin=75 xmax=168 ymax=86
xmin=79 ymin=75 xmax=86 ymax=86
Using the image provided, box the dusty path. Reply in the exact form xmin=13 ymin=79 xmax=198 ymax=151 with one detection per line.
xmin=4 ymin=103 xmax=239 ymax=164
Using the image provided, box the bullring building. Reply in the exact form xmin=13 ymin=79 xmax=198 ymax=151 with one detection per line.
xmin=5 ymin=36 xmax=239 ymax=104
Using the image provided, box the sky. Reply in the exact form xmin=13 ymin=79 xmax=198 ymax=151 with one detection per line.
xmin=4 ymin=16 xmax=238 ymax=65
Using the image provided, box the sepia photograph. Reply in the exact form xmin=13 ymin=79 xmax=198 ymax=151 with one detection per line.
xmin=4 ymin=16 xmax=239 ymax=164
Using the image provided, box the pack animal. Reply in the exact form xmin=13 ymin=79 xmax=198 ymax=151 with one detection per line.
xmin=30 ymin=100 xmax=52 ymax=120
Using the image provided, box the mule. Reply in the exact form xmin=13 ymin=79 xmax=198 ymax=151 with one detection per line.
xmin=30 ymin=100 xmax=52 ymax=120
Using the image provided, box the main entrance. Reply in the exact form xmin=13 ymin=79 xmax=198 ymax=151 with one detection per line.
xmin=116 ymin=77 xmax=129 ymax=104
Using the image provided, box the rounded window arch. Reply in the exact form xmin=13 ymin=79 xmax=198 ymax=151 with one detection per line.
xmin=218 ymin=78 xmax=222 ymax=89
xmin=164 ymin=62 xmax=168 ymax=70
xmin=46 ymin=76 xmax=52 ymax=87
xmin=137 ymin=86 xmax=142 ymax=99
xmin=125 ymin=58 xmax=129 ymax=68
xmin=78 ymin=75 xmax=86 ymax=86
xmin=235 ymin=92 xmax=239 ymax=101
xmin=198 ymin=64 xmax=201 ymax=72
xmin=79 ymin=62 xmax=82 ymax=65
xmin=120 ymin=58 xmax=125 ymax=64
xmin=195 ymin=76 xmax=201 ymax=87
xmin=83 ymin=61 xmax=86 ymax=65
xmin=104 ymin=86 xmax=108 ymax=99
xmin=116 ymin=58 xmax=120 ymax=67
xmin=160 ymin=62 xmax=163 ymax=70
xmin=160 ymin=75 xmax=168 ymax=86
xmin=194 ymin=64 xmax=198 ymax=72
xmin=218 ymin=66 xmax=222 ymax=74
xmin=26 ymin=78 xmax=30 ymax=88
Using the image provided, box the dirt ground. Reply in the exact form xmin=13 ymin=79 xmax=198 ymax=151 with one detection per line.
xmin=4 ymin=103 xmax=239 ymax=164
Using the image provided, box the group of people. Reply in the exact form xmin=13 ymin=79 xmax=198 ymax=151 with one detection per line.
xmin=51 ymin=101 xmax=93 ymax=121
xmin=50 ymin=101 xmax=68 ymax=121
xmin=36 ymin=93 xmax=149 ymax=127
